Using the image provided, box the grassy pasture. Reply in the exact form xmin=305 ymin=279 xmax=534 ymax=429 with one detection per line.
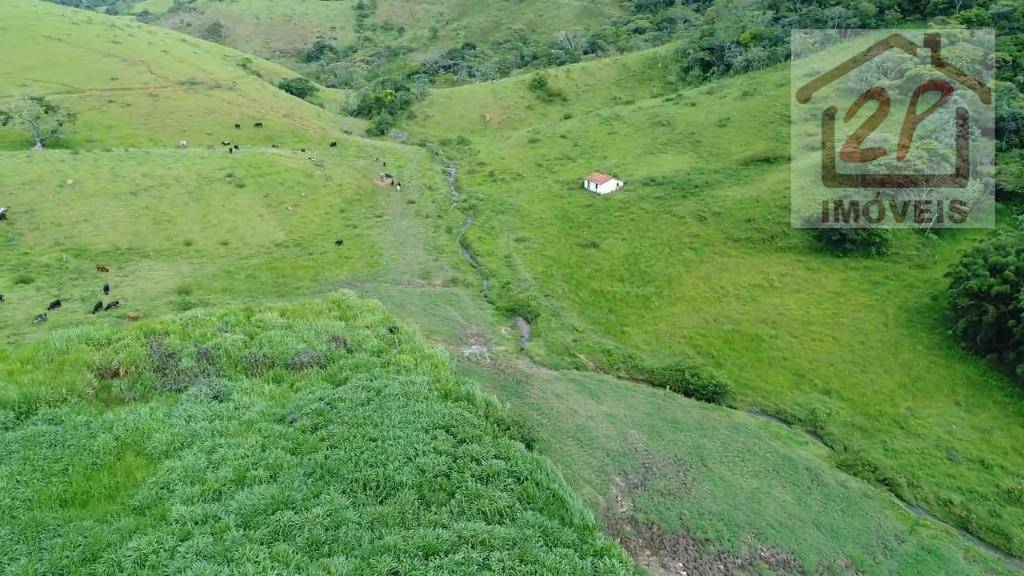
xmin=146 ymin=0 xmax=624 ymax=69
xmin=0 ymin=0 xmax=362 ymax=151
xmin=0 ymin=140 xmax=456 ymax=345
xmin=0 ymin=293 xmax=636 ymax=575
xmin=408 ymin=49 xmax=1024 ymax=556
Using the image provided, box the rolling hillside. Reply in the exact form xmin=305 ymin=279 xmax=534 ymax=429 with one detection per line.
xmin=0 ymin=0 xmax=418 ymax=345
xmin=3 ymin=1 xmax=1024 ymax=574
xmin=0 ymin=0 xmax=360 ymax=151
xmin=143 ymin=0 xmax=624 ymax=70
xmin=407 ymin=47 xmax=1024 ymax=558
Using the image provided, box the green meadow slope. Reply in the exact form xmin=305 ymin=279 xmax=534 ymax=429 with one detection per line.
xmin=145 ymin=0 xmax=623 ymax=69
xmin=0 ymin=293 xmax=636 ymax=574
xmin=0 ymin=0 xmax=424 ymax=345
xmin=408 ymin=47 xmax=1024 ymax=557
xmin=3 ymin=2 xmax=1024 ymax=574
xmin=0 ymin=0 xmax=360 ymax=151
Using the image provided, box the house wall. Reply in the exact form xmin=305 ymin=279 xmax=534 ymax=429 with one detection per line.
xmin=583 ymin=179 xmax=624 ymax=194
xmin=595 ymin=180 xmax=623 ymax=194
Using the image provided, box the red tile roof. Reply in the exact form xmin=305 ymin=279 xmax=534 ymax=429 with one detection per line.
xmin=585 ymin=172 xmax=615 ymax=185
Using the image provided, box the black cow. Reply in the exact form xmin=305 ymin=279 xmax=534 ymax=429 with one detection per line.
xmin=103 ymin=283 xmax=110 ymax=295
xmin=92 ymin=301 xmax=103 ymax=314
xmin=0 ymin=294 xmax=5 ymax=303
xmin=234 ymin=123 xmax=241 ymax=129
xmin=233 ymin=144 xmax=240 ymax=150
xmin=33 ymin=313 xmax=47 ymax=325
xmin=271 ymin=144 xmax=280 ymax=149
xmin=334 ymin=239 xmax=344 ymax=246
xmin=300 ymin=148 xmax=307 ymax=153
xmin=229 ymin=148 xmax=234 ymax=154
xmin=47 ymin=299 xmax=62 ymax=311
xmin=104 ymin=300 xmax=120 ymax=311
xmin=253 ymin=122 xmax=263 ymax=128
xmin=329 ymin=141 xmax=338 ymax=148
xmin=0 ymin=207 xmax=7 ymax=221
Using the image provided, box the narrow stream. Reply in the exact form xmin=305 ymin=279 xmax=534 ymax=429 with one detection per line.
xmin=443 ymin=156 xmax=532 ymax=351
xmin=746 ymin=410 xmax=1024 ymax=571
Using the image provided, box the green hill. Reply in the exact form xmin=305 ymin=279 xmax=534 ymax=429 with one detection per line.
xmin=0 ymin=0 xmax=420 ymax=346
xmin=142 ymin=0 xmax=624 ymax=71
xmin=0 ymin=0 xmax=360 ymax=151
xmin=0 ymin=293 xmax=636 ymax=574
xmin=407 ymin=47 xmax=1024 ymax=557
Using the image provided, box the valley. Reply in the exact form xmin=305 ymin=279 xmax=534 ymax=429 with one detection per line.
xmin=2 ymin=0 xmax=1024 ymax=574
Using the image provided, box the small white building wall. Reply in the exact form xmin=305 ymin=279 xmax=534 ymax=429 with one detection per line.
xmin=592 ymin=179 xmax=623 ymax=195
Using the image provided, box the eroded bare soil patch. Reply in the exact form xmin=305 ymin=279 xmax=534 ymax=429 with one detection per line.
xmin=601 ymin=434 xmax=810 ymax=576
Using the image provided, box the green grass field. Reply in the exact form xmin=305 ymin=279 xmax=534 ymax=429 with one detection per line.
xmin=145 ymin=0 xmax=623 ymax=70
xmin=460 ymin=361 xmax=1019 ymax=576
xmin=407 ymin=48 xmax=1024 ymax=557
xmin=4 ymin=1 xmax=1024 ymax=573
xmin=0 ymin=0 xmax=363 ymax=151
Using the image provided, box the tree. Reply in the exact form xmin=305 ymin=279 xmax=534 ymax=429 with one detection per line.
xmin=0 ymin=95 xmax=77 ymax=150
xmin=947 ymin=230 xmax=1024 ymax=378
xmin=277 ymin=77 xmax=319 ymax=101
xmin=201 ymin=20 xmax=227 ymax=44
xmin=302 ymin=38 xmax=340 ymax=63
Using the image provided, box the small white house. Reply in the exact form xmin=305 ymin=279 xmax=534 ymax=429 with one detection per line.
xmin=583 ymin=172 xmax=624 ymax=195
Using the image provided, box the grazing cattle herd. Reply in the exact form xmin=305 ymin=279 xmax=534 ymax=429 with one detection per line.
xmin=0 ymin=256 xmax=127 ymax=324
xmin=1 ymin=122 xmax=407 ymax=329
xmin=217 ymin=122 xmax=340 ymax=157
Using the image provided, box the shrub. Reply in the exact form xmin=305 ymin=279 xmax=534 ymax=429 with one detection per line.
xmin=811 ymin=226 xmax=890 ymax=256
xmin=946 ymin=230 xmax=1024 ymax=378
xmin=277 ymin=77 xmax=319 ymax=101
xmin=527 ymin=73 xmax=566 ymax=103
xmin=646 ymin=362 xmax=732 ymax=404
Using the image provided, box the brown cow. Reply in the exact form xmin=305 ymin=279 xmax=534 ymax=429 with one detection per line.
xmin=96 ymin=264 xmax=110 ymax=273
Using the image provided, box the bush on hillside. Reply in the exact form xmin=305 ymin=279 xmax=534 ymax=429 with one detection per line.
xmin=528 ymin=73 xmax=567 ymax=103
xmin=811 ymin=226 xmax=891 ymax=256
xmin=277 ymin=77 xmax=319 ymax=101
xmin=301 ymin=37 xmax=341 ymax=63
xmin=646 ymin=362 xmax=732 ymax=405
xmin=946 ymin=230 xmax=1024 ymax=379
xmin=201 ymin=20 xmax=227 ymax=43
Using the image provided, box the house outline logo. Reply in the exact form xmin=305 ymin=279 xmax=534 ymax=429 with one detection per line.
xmin=795 ymin=32 xmax=991 ymax=189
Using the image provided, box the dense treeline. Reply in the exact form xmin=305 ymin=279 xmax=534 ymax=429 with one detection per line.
xmin=947 ymin=231 xmax=1024 ymax=380
xmin=677 ymin=0 xmax=1024 ymax=159
xmin=290 ymin=0 xmax=1024 ymax=140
